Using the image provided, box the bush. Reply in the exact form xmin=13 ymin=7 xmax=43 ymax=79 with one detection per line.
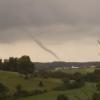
xmin=31 ymin=89 xmax=47 ymax=95
xmin=0 ymin=83 xmax=9 ymax=100
xmin=14 ymin=90 xmax=30 ymax=98
xmin=92 ymin=92 xmax=100 ymax=100
xmin=54 ymin=78 xmax=85 ymax=91
xmin=57 ymin=94 xmax=69 ymax=100
xmin=38 ymin=81 xmax=44 ymax=87
xmin=14 ymin=84 xmax=30 ymax=98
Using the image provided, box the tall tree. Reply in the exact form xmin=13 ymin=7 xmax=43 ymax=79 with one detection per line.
xmin=18 ymin=55 xmax=35 ymax=78
xmin=8 ymin=57 xmax=18 ymax=72
xmin=0 ymin=59 xmax=3 ymax=70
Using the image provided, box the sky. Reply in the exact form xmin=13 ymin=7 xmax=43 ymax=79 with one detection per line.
xmin=0 ymin=0 xmax=100 ymax=62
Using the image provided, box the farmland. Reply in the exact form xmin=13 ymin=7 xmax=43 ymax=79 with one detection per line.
xmin=0 ymin=67 xmax=98 ymax=100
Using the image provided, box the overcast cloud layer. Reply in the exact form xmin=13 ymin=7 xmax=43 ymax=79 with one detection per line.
xmin=0 ymin=0 xmax=100 ymax=43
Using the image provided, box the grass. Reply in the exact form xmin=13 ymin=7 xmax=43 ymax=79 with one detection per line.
xmin=0 ymin=69 xmax=97 ymax=100
xmin=18 ymin=83 xmax=96 ymax=100
xmin=0 ymin=71 xmax=62 ymax=93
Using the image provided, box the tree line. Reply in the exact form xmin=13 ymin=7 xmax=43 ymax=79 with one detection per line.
xmin=0 ymin=55 xmax=35 ymax=78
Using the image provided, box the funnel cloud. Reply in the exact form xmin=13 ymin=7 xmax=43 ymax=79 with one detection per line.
xmin=30 ymin=35 xmax=60 ymax=60
xmin=24 ymin=28 xmax=60 ymax=60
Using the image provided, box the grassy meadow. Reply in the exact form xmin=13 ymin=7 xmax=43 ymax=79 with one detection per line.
xmin=0 ymin=67 xmax=98 ymax=100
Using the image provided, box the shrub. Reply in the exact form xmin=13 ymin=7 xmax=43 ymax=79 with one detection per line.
xmin=0 ymin=83 xmax=9 ymax=100
xmin=38 ymin=81 xmax=44 ymax=87
xmin=57 ymin=94 xmax=69 ymax=100
xmin=14 ymin=84 xmax=30 ymax=98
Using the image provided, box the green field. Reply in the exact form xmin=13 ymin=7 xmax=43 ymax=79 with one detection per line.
xmin=0 ymin=71 xmax=62 ymax=93
xmin=53 ymin=67 xmax=95 ymax=74
xmin=18 ymin=83 xmax=96 ymax=100
xmin=0 ymin=69 xmax=97 ymax=100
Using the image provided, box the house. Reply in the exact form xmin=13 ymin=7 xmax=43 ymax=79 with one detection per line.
xmin=71 ymin=66 xmax=79 ymax=69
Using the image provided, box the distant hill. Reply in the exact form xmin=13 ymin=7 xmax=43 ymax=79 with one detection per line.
xmin=34 ymin=61 xmax=100 ymax=70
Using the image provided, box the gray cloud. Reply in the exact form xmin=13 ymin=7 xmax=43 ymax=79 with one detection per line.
xmin=0 ymin=0 xmax=100 ymax=43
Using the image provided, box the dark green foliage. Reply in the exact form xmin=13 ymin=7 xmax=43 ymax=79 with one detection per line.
xmin=0 ymin=59 xmax=3 ymax=70
xmin=16 ymin=84 xmax=22 ymax=92
xmin=57 ymin=94 xmax=69 ymax=100
xmin=96 ymin=83 xmax=100 ymax=92
xmin=85 ymin=69 xmax=100 ymax=82
xmin=31 ymin=89 xmax=46 ymax=95
xmin=0 ymin=83 xmax=9 ymax=100
xmin=2 ymin=57 xmax=18 ymax=71
xmin=8 ymin=57 xmax=18 ymax=72
xmin=18 ymin=56 xmax=35 ymax=78
xmin=54 ymin=76 xmax=85 ymax=91
xmin=92 ymin=92 xmax=100 ymax=100
xmin=71 ymin=72 xmax=83 ymax=80
xmin=13 ymin=84 xmax=47 ymax=98
xmin=0 ymin=56 xmax=35 ymax=77
xmin=94 ymin=69 xmax=100 ymax=74
xmin=14 ymin=84 xmax=30 ymax=98
xmin=92 ymin=82 xmax=100 ymax=100
xmin=38 ymin=81 xmax=44 ymax=87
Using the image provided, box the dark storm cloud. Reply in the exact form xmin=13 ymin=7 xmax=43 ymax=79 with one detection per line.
xmin=0 ymin=0 xmax=100 ymax=43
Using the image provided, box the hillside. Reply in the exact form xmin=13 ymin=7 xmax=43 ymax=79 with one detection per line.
xmin=0 ymin=70 xmax=97 ymax=100
xmin=0 ymin=71 xmax=62 ymax=93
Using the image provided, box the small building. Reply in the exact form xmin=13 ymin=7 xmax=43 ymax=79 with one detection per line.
xmin=71 ymin=66 xmax=79 ymax=69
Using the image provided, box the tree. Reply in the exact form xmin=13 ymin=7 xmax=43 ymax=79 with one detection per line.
xmin=16 ymin=84 xmax=22 ymax=92
xmin=38 ymin=81 xmax=44 ymax=87
xmin=0 ymin=59 xmax=3 ymax=70
xmin=3 ymin=57 xmax=18 ymax=72
xmin=72 ymin=72 xmax=83 ymax=80
xmin=8 ymin=57 xmax=18 ymax=72
xmin=18 ymin=55 xmax=35 ymax=78
xmin=94 ymin=69 xmax=100 ymax=74
xmin=3 ymin=59 xmax=9 ymax=71
xmin=57 ymin=94 xmax=69 ymax=100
